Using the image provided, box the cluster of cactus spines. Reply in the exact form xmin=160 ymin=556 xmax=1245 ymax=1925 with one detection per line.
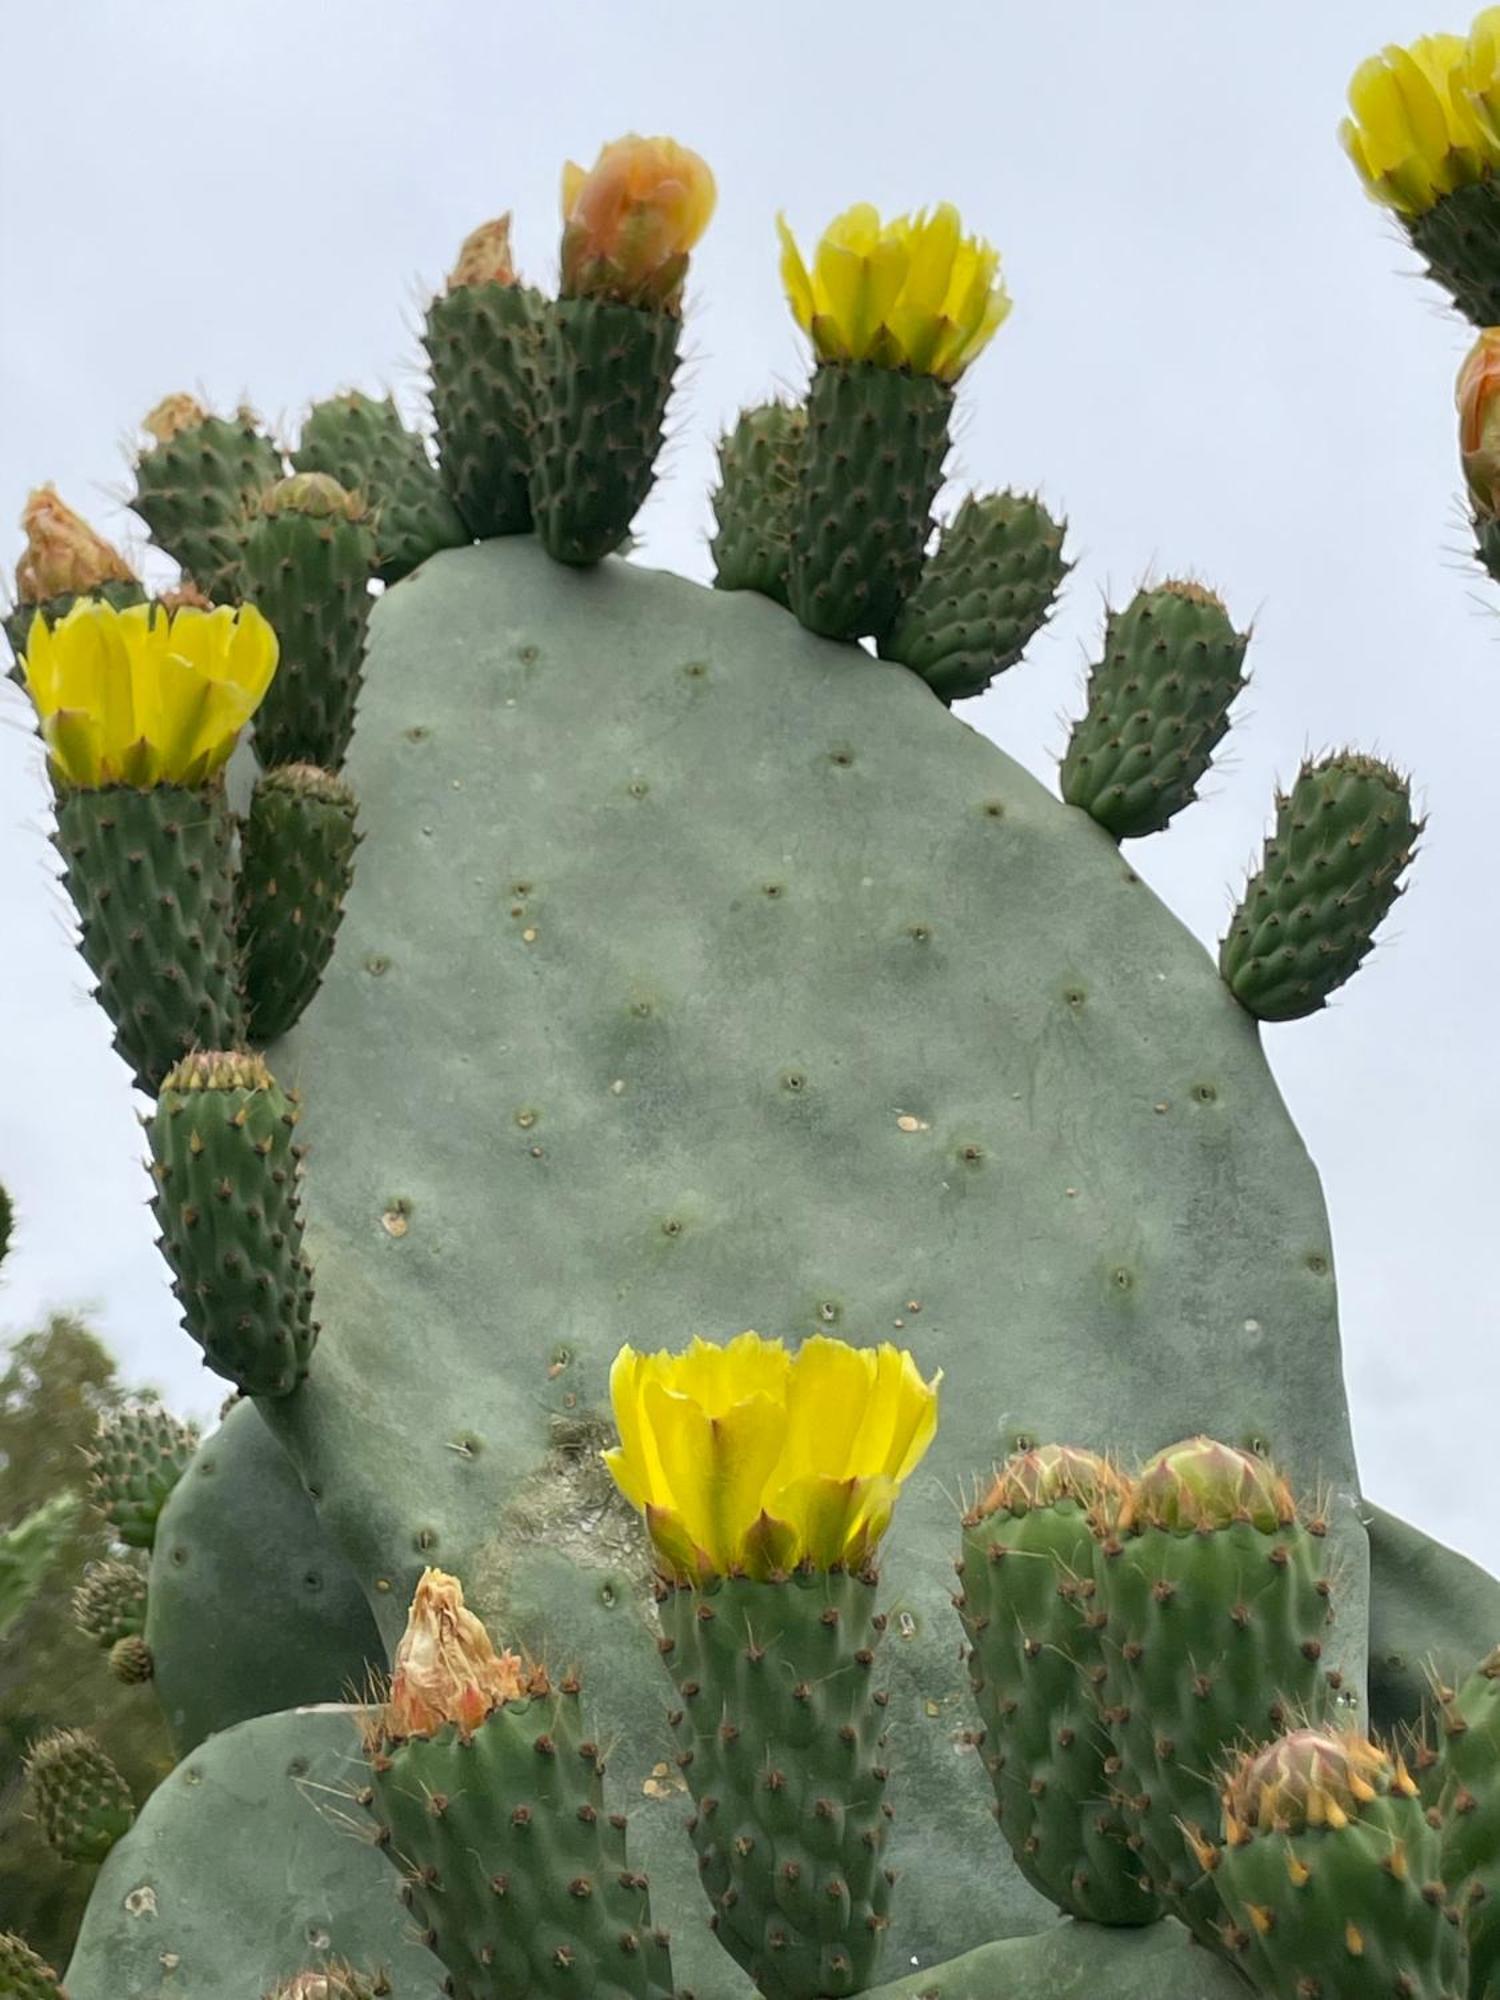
xmin=84 ymin=1402 xmax=198 ymax=1549
xmin=423 ymin=215 xmax=542 ymax=538
xmin=107 ymin=1632 xmax=154 ymax=1684
xmin=1435 ymin=1644 xmax=1500 ymax=1991
xmin=71 ymin=1555 xmax=148 ymax=1647
xmin=23 ymin=1728 xmax=134 ymax=1865
xmin=1212 ymin=1729 xmax=1466 ymax=1999
xmin=955 ymin=1446 xmax=1159 ymax=1926
xmin=709 ymin=401 xmax=806 ymax=608
xmin=148 ymin=1051 xmax=316 ymax=1396
xmin=1219 ymin=752 xmax=1421 ymax=1022
xmin=1103 ymin=1438 xmax=1336 ymax=1952
xmin=53 ymin=775 xmax=242 ymax=1093
xmin=240 ymin=472 xmax=377 ymax=771
xmin=237 ymin=762 xmax=361 ymax=1043
xmin=876 ymin=490 xmax=1069 ymax=704
xmin=0 ymin=1931 xmax=67 ymax=1999
xmin=291 ymin=389 xmax=468 ymax=584
xmin=129 ymin=394 xmax=284 ymax=598
xmin=657 ymin=1568 xmax=895 ymax=2000
xmin=1059 ymin=581 xmax=1250 ymax=838
xmin=362 ymin=1570 xmax=673 ymax=2000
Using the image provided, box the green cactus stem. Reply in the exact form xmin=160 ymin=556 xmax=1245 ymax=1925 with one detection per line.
xmin=24 ymin=1729 xmax=135 ymax=1865
xmin=85 ymin=1403 xmax=198 ymax=1550
xmin=148 ymin=1052 xmax=317 ymax=1398
xmin=241 ymin=475 xmax=377 ymax=771
xmin=1408 ymin=182 xmax=1500 ymax=327
xmin=1214 ymin=1729 xmax=1465 ymax=1999
xmin=1436 ymin=1645 xmax=1500 ymax=1993
xmin=52 ymin=779 xmax=242 ymax=1094
xmin=424 ymin=268 xmax=542 ymax=539
xmin=787 ymin=362 xmax=952 ymax=642
xmin=238 ymin=763 xmax=360 ymax=1045
xmin=1219 ymin=752 xmax=1421 ymax=1022
xmin=879 ymin=491 xmax=1069 ymax=703
xmin=1097 ymin=1437 xmax=1338 ymax=1953
xmin=291 ymin=392 xmax=468 ymax=585
xmin=528 ymin=296 xmax=680 ymax=566
xmin=658 ymin=1569 xmax=893 ymax=2000
xmin=0 ymin=1931 xmax=67 ymax=1999
xmin=1059 ymin=581 xmax=1248 ymax=838
xmin=129 ymin=395 xmax=283 ymax=599
xmin=956 ymin=1446 xmax=1159 ymax=1926
xmin=0 ymin=1493 xmax=81 ymax=1641
xmin=71 ymin=1556 xmax=148 ymax=1649
xmin=709 ymin=401 xmax=805 ymax=609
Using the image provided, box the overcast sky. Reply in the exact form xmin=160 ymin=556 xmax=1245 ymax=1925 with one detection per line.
xmin=1 ymin=1 xmax=1496 ymax=1570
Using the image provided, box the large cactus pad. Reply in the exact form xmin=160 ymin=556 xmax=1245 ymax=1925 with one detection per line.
xmin=253 ymin=538 xmax=1365 ymax=1992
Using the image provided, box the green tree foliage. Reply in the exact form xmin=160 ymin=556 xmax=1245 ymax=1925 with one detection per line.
xmin=0 ymin=1317 xmax=175 ymax=1965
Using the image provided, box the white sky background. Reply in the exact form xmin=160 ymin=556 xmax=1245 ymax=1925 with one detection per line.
xmin=1 ymin=2 xmax=1496 ymax=1568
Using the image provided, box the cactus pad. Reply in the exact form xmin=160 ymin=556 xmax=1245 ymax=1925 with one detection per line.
xmin=71 ymin=1555 xmax=148 ymax=1648
xmin=0 ymin=1932 xmax=66 ymax=1999
xmin=85 ymin=1403 xmax=198 ymax=1550
xmin=24 ymin=1729 xmax=134 ymax=1865
xmin=53 ymin=782 xmax=242 ymax=1093
xmin=1408 ymin=180 xmax=1500 ymax=327
xmin=238 ymin=764 xmax=360 ymax=1044
xmin=149 ymin=1053 xmax=317 ymax=1397
xmin=1220 ymin=752 xmax=1420 ymax=1021
xmin=879 ymin=492 xmax=1069 ymax=704
xmin=130 ymin=405 xmax=283 ymax=599
xmin=292 ymin=393 xmax=467 ymax=585
xmin=1437 ymin=1645 xmax=1500 ymax=1992
xmin=424 ymin=280 xmax=541 ymax=538
xmin=242 ymin=475 xmax=376 ymax=772
xmin=1059 ymin=581 xmax=1248 ymax=838
xmin=709 ymin=402 xmax=805 ymax=608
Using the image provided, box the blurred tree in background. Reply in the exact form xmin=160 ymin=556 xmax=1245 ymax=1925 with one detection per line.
xmin=0 ymin=1315 xmax=175 ymax=1964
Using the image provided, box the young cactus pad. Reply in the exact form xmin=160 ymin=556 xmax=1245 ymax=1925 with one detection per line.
xmin=85 ymin=1403 xmax=198 ymax=1550
xmin=291 ymin=391 xmax=467 ymax=584
xmin=130 ymin=396 xmax=284 ymax=599
xmin=254 ymin=536 xmax=1366 ymax=1992
xmin=237 ymin=762 xmax=360 ymax=1044
xmin=24 ymin=1729 xmax=134 ymax=1865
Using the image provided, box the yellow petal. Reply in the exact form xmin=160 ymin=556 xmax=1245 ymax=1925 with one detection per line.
xmin=777 ymin=214 xmax=815 ymax=334
xmin=902 ymin=204 xmax=962 ymax=318
xmin=782 ymin=1337 xmax=876 ymax=1479
xmin=561 ymin=159 xmax=586 ymax=219
xmin=642 ymin=1380 xmax=784 ymax=1572
xmin=43 ymin=710 xmax=104 ymax=788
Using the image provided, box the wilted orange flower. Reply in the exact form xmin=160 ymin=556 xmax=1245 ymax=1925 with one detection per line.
xmin=560 ymin=134 xmax=715 ymax=311
xmin=381 ymin=1568 xmax=529 ymax=1742
xmin=15 ymin=487 xmax=137 ymax=604
xmin=448 ymin=214 xmax=517 ymax=291
xmin=142 ymin=392 xmax=209 ymax=445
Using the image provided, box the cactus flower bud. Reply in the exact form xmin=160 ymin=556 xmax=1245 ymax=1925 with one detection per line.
xmin=15 ymin=487 xmax=137 ymax=606
xmin=971 ymin=1441 xmax=1126 ymax=1521
xmin=1222 ymin=1728 xmax=1415 ymax=1841
xmin=560 ymin=134 xmax=716 ymax=312
xmin=379 ymin=1568 xmax=530 ymax=1743
xmin=1459 ymin=328 xmax=1500 ymax=514
xmin=1122 ymin=1435 xmax=1295 ymax=1534
xmin=447 ymin=213 xmax=516 ymax=290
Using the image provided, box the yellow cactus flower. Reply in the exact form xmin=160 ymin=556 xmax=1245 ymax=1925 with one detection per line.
xmin=1470 ymin=8 xmax=1500 ymax=137
xmin=604 ymin=1331 xmax=940 ymax=1581
xmin=448 ymin=213 xmax=517 ymax=291
xmin=560 ymin=133 xmax=716 ymax=311
xmin=15 ymin=487 xmax=138 ymax=605
xmin=777 ymin=202 xmax=1010 ymax=382
xmin=22 ymin=598 xmax=278 ymax=790
xmin=1458 ymin=325 xmax=1500 ymax=512
xmin=1339 ymin=32 xmax=1495 ymax=216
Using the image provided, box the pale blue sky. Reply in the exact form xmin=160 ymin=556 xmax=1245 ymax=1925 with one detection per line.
xmin=2 ymin=1 xmax=1496 ymax=1565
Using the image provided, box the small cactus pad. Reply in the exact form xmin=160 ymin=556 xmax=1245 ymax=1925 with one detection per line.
xmin=53 ymin=781 xmax=242 ymax=1094
xmin=129 ymin=398 xmax=284 ymax=599
xmin=242 ymin=476 xmax=376 ymax=772
xmin=1408 ymin=181 xmax=1500 ymax=327
xmin=1219 ymin=752 xmax=1420 ymax=1022
xmin=1059 ymin=581 xmax=1248 ymax=838
xmin=85 ymin=1403 xmax=198 ymax=1550
xmin=238 ymin=764 xmax=360 ymax=1044
xmin=1097 ymin=1437 xmax=1337 ymax=1950
xmin=529 ymin=296 xmax=680 ymax=565
xmin=107 ymin=1634 xmax=154 ymax=1684
xmin=957 ymin=1446 xmax=1159 ymax=1925
xmin=0 ymin=1932 xmax=67 ymax=1999
xmin=24 ymin=1729 xmax=134 ymax=1865
xmin=709 ymin=401 xmax=805 ymax=609
xmin=659 ymin=1571 xmax=892 ymax=1999
xmin=149 ymin=1053 xmax=317 ymax=1397
xmin=788 ymin=361 xmax=952 ymax=640
xmin=1215 ymin=1730 xmax=1464 ymax=1999
xmin=71 ymin=1556 xmax=148 ymax=1648
xmin=880 ymin=492 xmax=1069 ymax=704
xmin=1437 ymin=1645 xmax=1500 ymax=1992
xmin=424 ymin=278 xmax=541 ymax=538
xmin=291 ymin=392 xmax=467 ymax=585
